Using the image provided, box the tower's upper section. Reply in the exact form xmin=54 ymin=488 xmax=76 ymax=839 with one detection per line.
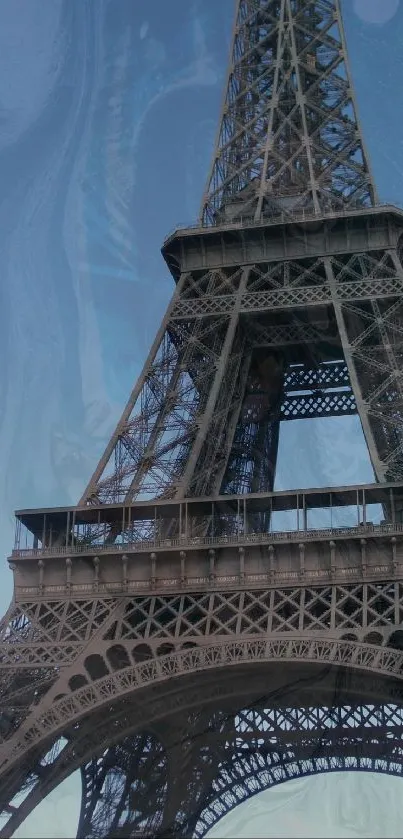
xmin=200 ymin=0 xmax=377 ymax=226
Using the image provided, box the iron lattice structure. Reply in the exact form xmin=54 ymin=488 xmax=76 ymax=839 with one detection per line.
xmin=200 ymin=0 xmax=377 ymax=225
xmin=2 ymin=0 xmax=403 ymax=836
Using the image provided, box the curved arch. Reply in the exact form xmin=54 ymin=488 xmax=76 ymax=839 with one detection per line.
xmin=2 ymin=636 xmax=403 ymax=783
xmin=78 ymin=695 xmax=403 ymax=838
xmin=2 ymin=646 xmax=403 ymax=839
xmin=195 ymin=760 xmax=403 ymax=837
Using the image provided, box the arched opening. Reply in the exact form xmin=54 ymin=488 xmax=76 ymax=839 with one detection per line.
xmin=203 ymin=772 xmax=403 ymax=838
xmin=69 ymin=674 xmax=88 ymax=692
xmin=67 ymin=649 xmax=403 ymax=838
xmin=84 ymin=654 xmax=109 ymax=681
xmin=364 ymin=632 xmax=384 ymax=646
xmin=194 ymin=698 xmax=403 ymax=836
xmin=388 ymin=630 xmax=403 ymax=650
xmin=106 ymin=644 xmax=130 ymax=671
xmin=132 ymin=643 xmax=153 ymax=662
xmin=4 ymin=645 xmax=403 ymax=839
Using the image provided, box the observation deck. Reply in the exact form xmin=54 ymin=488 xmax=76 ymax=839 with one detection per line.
xmin=161 ymin=204 xmax=403 ymax=282
xmin=10 ymin=481 xmax=403 ymax=601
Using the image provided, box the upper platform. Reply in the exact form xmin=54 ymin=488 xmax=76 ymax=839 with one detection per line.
xmin=13 ymin=480 xmax=403 ymax=552
xmin=161 ymin=205 xmax=403 ymax=282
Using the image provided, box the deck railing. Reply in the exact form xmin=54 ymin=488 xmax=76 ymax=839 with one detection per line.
xmin=11 ymin=520 xmax=403 ymax=560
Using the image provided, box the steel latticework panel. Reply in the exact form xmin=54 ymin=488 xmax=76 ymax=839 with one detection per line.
xmin=78 ymin=214 xmax=403 ymax=504
xmin=200 ymin=0 xmax=376 ymax=224
xmin=1 ymin=0 xmax=403 ymax=837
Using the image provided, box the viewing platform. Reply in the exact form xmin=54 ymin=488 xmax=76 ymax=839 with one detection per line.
xmin=9 ymin=482 xmax=403 ymax=601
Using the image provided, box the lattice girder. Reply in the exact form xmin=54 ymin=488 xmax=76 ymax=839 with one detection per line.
xmin=80 ymin=211 xmax=403 ymax=505
xmin=200 ymin=0 xmax=377 ymax=225
xmin=3 ymin=0 xmax=403 ymax=835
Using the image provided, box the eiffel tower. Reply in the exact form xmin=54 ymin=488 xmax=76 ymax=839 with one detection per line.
xmin=2 ymin=1 xmax=403 ymax=836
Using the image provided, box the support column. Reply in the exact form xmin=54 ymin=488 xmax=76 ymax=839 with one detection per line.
xmin=324 ymin=256 xmax=386 ymax=481
xmin=175 ymin=269 xmax=250 ymax=497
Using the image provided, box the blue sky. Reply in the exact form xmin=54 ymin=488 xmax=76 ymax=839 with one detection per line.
xmin=0 ymin=0 xmax=402 ymax=835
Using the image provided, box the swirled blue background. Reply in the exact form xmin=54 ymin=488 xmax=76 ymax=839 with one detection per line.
xmin=0 ymin=0 xmax=400 ymax=835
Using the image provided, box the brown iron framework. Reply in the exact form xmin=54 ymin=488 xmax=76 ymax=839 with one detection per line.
xmin=1 ymin=0 xmax=403 ymax=837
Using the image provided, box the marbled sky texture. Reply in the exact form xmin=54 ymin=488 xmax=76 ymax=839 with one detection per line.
xmin=0 ymin=0 xmax=401 ymax=835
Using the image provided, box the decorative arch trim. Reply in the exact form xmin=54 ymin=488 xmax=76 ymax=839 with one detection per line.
xmin=3 ymin=636 xmax=403 ymax=778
